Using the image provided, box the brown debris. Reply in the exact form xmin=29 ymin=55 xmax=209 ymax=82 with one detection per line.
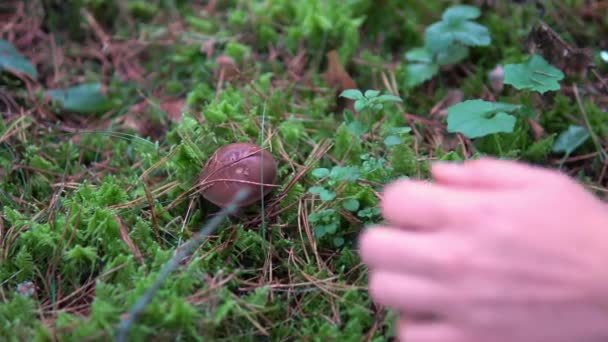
xmin=430 ymin=89 xmax=464 ymax=118
xmin=323 ymin=50 xmax=357 ymax=113
xmin=115 ymin=215 xmax=144 ymax=265
xmin=160 ymin=98 xmax=185 ymax=123
xmin=216 ymin=55 xmax=240 ymax=80
xmin=525 ymin=21 xmax=594 ymax=77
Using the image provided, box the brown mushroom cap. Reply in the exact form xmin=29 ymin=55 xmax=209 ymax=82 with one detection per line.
xmin=199 ymin=143 xmax=278 ymax=208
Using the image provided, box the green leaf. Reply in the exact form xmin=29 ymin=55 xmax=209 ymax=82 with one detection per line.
xmin=354 ymin=99 xmax=367 ymax=112
xmin=329 ymin=166 xmax=360 ymax=181
xmin=503 ymin=54 xmax=564 ymax=94
xmin=376 ymin=94 xmax=403 ymax=103
xmin=405 ymin=62 xmax=439 ymax=87
xmin=442 ymin=5 xmax=481 ymax=21
xmin=364 ymin=89 xmax=380 ymax=98
xmin=342 ymin=199 xmax=360 ymax=212
xmin=435 ymin=44 xmax=469 ymax=65
xmin=311 ymin=168 xmax=330 ymax=178
xmin=319 ymin=190 xmax=336 ymax=201
xmin=405 ymin=47 xmax=433 ymax=63
xmin=447 ymin=100 xmax=520 ymax=139
xmin=384 ymin=135 xmax=401 ymax=147
xmin=308 ymin=186 xmax=326 ymax=195
xmin=314 ymin=226 xmax=327 ymax=238
xmin=425 ymin=19 xmax=490 ymax=54
xmin=46 ymin=83 xmax=112 ymax=114
xmin=0 ymin=39 xmax=38 ymax=78
xmin=552 ymin=125 xmax=590 ymax=155
xmin=308 ymin=186 xmax=336 ymax=201
xmin=340 ymin=89 xmax=363 ymax=100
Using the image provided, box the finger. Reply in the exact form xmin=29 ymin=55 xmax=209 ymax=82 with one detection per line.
xmin=368 ymin=270 xmax=455 ymax=314
xmin=431 ymin=157 xmax=552 ymax=189
xmin=381 ymin=180 xmax=487 ymax=230
xmin=359 ymin=227 xmax=469 ymax=279
xmin=397 ymin=320 xmax=464 ymax=342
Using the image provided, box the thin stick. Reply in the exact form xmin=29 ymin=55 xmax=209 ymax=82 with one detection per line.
xmin=115 ymin=189 xmax=250 ymax=342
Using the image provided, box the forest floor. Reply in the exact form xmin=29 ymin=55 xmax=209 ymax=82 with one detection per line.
xmin=1 ymin=0 xmax=607 ymax=341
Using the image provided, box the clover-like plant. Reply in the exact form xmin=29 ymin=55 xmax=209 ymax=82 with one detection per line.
xmin=403 ymin=5 xmax=492 ymax=88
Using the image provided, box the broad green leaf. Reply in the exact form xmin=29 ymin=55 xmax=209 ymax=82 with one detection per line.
xmin=311 ymin=168 xmax=330 ymax=178
xmin=308 ymin=186 xmax=326 ymax=195
xmin=333 ymin=237 xmax=345 ymax=247
xmin=435 ymin=44 xmax=469 ymax=65
xmin=46 ymin=83 xmax=112 ymax=114
xmin=552 ymin=125 xmax=590 ymax=155
xmin=405 ymin=62 xmax=439 ymax=88
xmin=329 ymin=166 xmax=360 ymax=181
xmin=405 ymin=47 xmax=433 ymax=63
xmin=319 ymin=190 xmax=336 ymax=201
xmin=425 ymin=20 xmax=490 ymax=54
xmin=443 ymin=5 xmax=481 ymax=21
xmin=447 ymin=100 xmax=520 ymax=139
xmin=308 ymin=186 xmax=336 ymax=201
xmin=324 ymin=223 xmax=338 ymax=234
xmin=364 ymin=89 xmax=380 ymax=98
xmin=503 ymin=54 xmax=564 ymax=94
xmin=342 ymin=199 xmax=360 ymax=212
xmin=0 ymin=39 xmax=38 ymax=78
xmin=384 ymin=135 xmax=401 ymax=147
xmin=340 ymin=89 xmax=363 ymax=100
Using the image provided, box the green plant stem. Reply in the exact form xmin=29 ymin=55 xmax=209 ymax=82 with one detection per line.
xmin=115 ymin=188 xmax=250 ymax=342
xmin=493 ymin=134 xmax=504 ymax=156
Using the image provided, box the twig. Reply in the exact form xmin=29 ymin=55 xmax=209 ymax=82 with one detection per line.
xmin=115 ymin=189 xmax=250 ymax=342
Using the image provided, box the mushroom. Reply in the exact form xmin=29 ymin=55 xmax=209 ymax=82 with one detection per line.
xmin=199 ymin=143 xmax=278 ymax=208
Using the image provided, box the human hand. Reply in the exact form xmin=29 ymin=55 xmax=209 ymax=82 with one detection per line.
xmin=359 ymin=158 xmax=608 ymax=341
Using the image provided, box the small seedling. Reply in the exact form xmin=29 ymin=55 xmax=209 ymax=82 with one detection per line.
xmin=403 ymin=4 xmax=491 ymax=88
xmin=339 ymin=89 xmax=402 ymax=113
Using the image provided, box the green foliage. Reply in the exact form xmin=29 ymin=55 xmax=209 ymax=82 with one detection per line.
xmin=340 ymin=89 xmax=403 ymax=113
xmin=46 ymin=83 xmax=114 ymax=114
xmin=403 ymin=4 xmax=491 ymax=88
xmin=403 ymin=48 xmax=439 ymax=88
xmin=0 ymin=39 xmax=38 ymax=78
xmin=552 ymin=125 xmax=591 ymax=155
xmin=0 ymin=295 xmax=39 ymax=341
xmin=234 ymin=0 xmax=365 ymax=59
xmin=425 ymin=5 xmax=491 ymax=55
xmin=447 ymin=100 xmax=521 ymax=138
xmin=503 ymin=54 xmax=565 ymax=93
xmin=522 ymin=134 xmax=556 ymax=163
xmin=1 ymin=1 xmax=605 ymax=340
